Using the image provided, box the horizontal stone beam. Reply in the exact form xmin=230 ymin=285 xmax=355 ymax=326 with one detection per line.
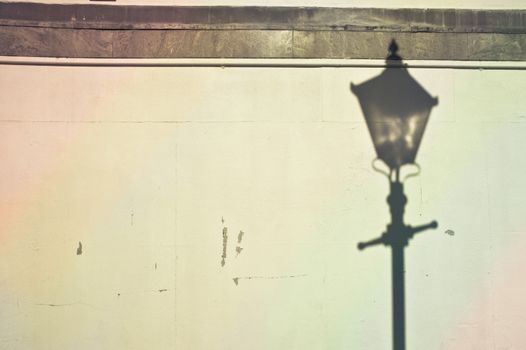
xmin=2 ymin=3 xmax=526 ymax=33
xmin=0 ymin=2 xmax=525 ymax=60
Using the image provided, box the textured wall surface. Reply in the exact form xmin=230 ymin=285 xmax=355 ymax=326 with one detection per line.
xmin=1 ymin=2 xmax=526 ymax=349
xmin=1 ymin=62 xmax=526 ymax=349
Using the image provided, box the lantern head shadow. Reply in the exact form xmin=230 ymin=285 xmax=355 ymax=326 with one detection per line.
xmin=351 ymin=40 xmax=438 ymax=171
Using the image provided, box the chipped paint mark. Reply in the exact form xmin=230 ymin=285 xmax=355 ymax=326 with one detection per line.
xmin=445 ymin=229 xmax=455 ymax=236
xmin=35 ymin=302 xmax=94 ymax=308
xmin=236 ymin=230 xmax=244 ymax=257
xmin=76 ymin=241 xmax=82 ymax=255
xmin=116 ymin=289 xmax=170 ymax=296
xmin=155 ymin=262 xmax=157 ymax=270
xmin=221 ymin=226 xmax=228 ymax=267
xmin=232 ymin=274 xmax=308 ymax=286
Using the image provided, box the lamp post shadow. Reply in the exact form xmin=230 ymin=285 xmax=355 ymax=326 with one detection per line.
xmin=358 ymin=172 xmax=437 ymax=350
xmin=352 ymin=40 xmax=439 ymax=350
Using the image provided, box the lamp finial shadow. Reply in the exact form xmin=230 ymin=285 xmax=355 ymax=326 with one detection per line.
xmin=387 ymin=39 xmax=401 ymax=61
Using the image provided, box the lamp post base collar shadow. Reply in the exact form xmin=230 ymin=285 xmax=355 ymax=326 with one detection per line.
xmin=352 ymin=40 xmax=439 ymax=350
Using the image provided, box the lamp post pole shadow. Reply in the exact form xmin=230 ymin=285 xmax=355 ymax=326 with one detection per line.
xmin=352 ymin=40 xmax=440 ymax=350
xmin=358 ymin=170 xmax=437 ymax=350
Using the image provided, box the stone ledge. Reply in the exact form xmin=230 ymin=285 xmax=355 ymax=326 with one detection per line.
xmin=1 ymin=26 xmax=525 ymax=60
xmin=0 ymin=3 xmax=525 ymax=60
xmin=1 ymin=3 xmax=526 ymax=33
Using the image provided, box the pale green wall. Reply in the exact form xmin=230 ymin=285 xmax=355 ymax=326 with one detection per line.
xmin=0 ymin=62 xmax=526 ymax=349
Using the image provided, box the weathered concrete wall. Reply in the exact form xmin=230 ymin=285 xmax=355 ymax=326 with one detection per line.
xmin=1 ymin=3 xmax=526 ymax=60
xmin=1 ymin=61 xmax=526 ymax=349
xmin=1 ymin=2 xmax=526 ymax=350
